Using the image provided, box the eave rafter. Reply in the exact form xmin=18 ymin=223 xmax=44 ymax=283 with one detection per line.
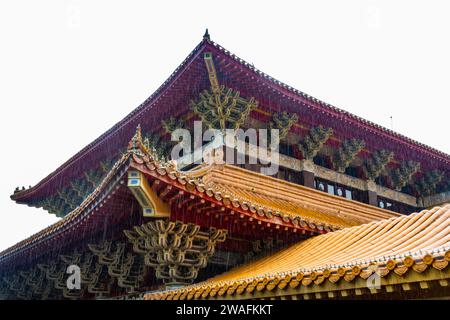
xmin=153 ymin=267 xmax=450 ymax=301
xmin=0 ymin=153 xmax=132 ymax=267
xmin=13 ymin=154 xmax=122 ymax=217
xmin=128 ymin=153 xmax=326 ymax=236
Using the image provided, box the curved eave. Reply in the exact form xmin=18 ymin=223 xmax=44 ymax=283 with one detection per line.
xmin=10 ymin=38 xmax=210 ymax=204
xmin=206 ymin=40 xmax=450 ymax=164
xmin=11 ymin=37 xmax=450 ymax=205
xmin=130 ymin=152 xmax=398 ymax=232
xmin=0 ymin=153 xmax=132 ymax=267
xmin=146 ymin=204 xmax=450 ymax=300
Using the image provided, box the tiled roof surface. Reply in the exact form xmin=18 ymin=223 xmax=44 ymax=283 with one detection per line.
xmin=0 ymin=139 xmax=400 ymax=269
xmin=201 ymin=164 xmax=398 ymax=228
xmin=3 ymin=142 xmax=392 ymax=266
xmin=12 ymin=35 xmax=450 ymax=207
xmin=131 ymin=152 xmax=398 ymax=233
xmin=146 ymin=204 xmax=450 ymax=300
xmin=0 ymin=154 xmax=130 ymax=265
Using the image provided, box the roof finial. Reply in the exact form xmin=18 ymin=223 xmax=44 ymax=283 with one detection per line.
xmin=128 ymin=124 xmax=144 ymax=152
xmin=203 ymin=28 xmax=210 ymax=41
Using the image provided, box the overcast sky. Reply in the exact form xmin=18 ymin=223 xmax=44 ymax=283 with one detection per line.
xmin=0 ymin=0 xmax=449 ymax=252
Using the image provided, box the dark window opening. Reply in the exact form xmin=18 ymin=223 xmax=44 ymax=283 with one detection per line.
xmin=313 ymin=155 xmax=332 ymax=169
xmin=345 ymin=166 xmax=359 ymax=178
xmin=377 ymin=196 xmax=418 ymax=215
xmin=279 ymin=143 xmax=296 ymax=158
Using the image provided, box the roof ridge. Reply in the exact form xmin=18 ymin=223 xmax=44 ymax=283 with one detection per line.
xmin=12 ymin=36 xmax=450 ymax=205
xmin=11 ymin=38 xmax=210 ymax=201
xmin=206 ymin=39 xmax=450 ymax=162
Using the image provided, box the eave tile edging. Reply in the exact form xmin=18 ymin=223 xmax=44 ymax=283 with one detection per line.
xmin=145 ymin=245 xmax=450 ymax=300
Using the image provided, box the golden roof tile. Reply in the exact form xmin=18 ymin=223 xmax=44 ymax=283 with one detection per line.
xmin=200 ymin=164 xmax=399 ymax=228
xmin=132 ymin=152 xmax=399 ymax=231
xmin=145 ymin=204 xmax=450 ymax=300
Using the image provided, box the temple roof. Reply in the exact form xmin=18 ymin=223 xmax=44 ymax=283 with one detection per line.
xmin=11 ymin=33 xmax=450 ymax=211
xmin=128 ymin=140 xmax=398 ymax=232
xmin=0 ymin=153 xmax=132 ymax=266
xmin=145 ymin=203 xmax=450 ymax=300
xmin=197 ymin=164 xmax=397 ymax=228
xmin=0 ymin=131 xmax=398 ymax=268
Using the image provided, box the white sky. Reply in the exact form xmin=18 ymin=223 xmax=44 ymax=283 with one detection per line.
xmin=0 ymin=0 xmax=449 ymax=252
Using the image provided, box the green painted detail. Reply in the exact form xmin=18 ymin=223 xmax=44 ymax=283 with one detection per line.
xmin=143 ymin=133 xmax=170 ymax=161
xmin=190 ymin=86 xmax=257 ymax=132
xmin=57 ymin=188 xmax=83 ymax=211
xmin=415 ymin=170 xmax=444 ymax=196
xmin=268 ymin=112 xmax=298 ymax=141
xmin=363 ymin=149 xmax=394 ymax=181
xmin=71 ymin=179 xmax=94 ymax=199
xmin=333 ymin=138 xmax=365 ymax=173
xmin=443 ymin=179 xmax=450 ymax=193
xmin=161 ymin=117 xmax=185 ymax=135
xmin=298 ymin=125 xmax=333 ymax=160
xmin=391 ymin=160 xmax=421 ymax=191
xmin=31 ymin=155 xmax=120 ymax=217
xmin=36 ymin=196 xmax=70 ymax=217
xmin=84 ymin=168 xmax=103 ymax=187
xmin=100 ymin=159 xmax=115 ymax=173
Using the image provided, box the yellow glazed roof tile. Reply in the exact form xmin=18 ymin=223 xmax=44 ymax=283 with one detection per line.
xmin=146 ymin=203 xmax=450 ymax=300
xmin=132 ymin=154 xmax=399 ymax=231
xmin=200 ymin=164 xmax=399 ymax=228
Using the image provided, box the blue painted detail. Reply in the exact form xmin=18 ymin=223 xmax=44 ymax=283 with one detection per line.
xmin=129 ymin=179 xmax=140 ymax=185
xmin=144 ymin=207 xmax=154 ymax=216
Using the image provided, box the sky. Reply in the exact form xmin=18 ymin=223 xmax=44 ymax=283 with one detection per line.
xmin=0 ymin=0 xmax=449 ymax=252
